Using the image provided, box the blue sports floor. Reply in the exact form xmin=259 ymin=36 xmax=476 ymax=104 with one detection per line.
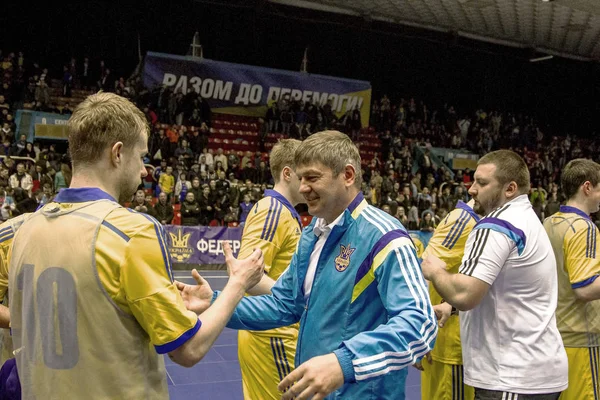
xmin=169 ymin=270 xmax=422 ymax=400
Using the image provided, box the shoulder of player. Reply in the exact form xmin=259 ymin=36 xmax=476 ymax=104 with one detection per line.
xmin=565 ymin=216 xmax=597 ymax=238
xmin=356 ymin=205 xmax=408 ymax=244
xmin=0 ymin=213 xmax=33 ymax=243
xmin=104 ymin=207 xmax=165 ymax=239
xmin=250 ymin=196 xmax=293 ymax=219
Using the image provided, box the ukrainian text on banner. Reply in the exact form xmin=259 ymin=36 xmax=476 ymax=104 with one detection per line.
xmin=143 ymin=52 xmax=372 ymax=126
xmin=165 ymin=225 xmax=243 ymax=265
xmin=165 ymin=225 xmax=430 ymax=265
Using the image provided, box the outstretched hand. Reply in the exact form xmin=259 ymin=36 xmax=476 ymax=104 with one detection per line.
xmin=224 ymin=241 xmax=265 ymax=292
xmin=175 ymin=269 xmax=214 ymax=315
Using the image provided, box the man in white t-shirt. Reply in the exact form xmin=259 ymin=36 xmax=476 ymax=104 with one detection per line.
xmin=422 ymin=150 xmax=568 ymax=400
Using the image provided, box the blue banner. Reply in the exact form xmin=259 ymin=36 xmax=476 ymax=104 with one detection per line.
xmin=143 ymin=52 xmax=372 ymax=126
xmin=165 ymin=225 xmax=431 ymax=265
xmin=15 ymin=110 xmax=70 ymax=143
xmin=165 ymin=225 xmax=243 ymax=265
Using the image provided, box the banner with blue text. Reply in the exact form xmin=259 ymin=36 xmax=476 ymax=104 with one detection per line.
xmin=164 ymin=225 xmax=431 ymax=265
xmin=143 ymin=52 xmax=372 ymax=126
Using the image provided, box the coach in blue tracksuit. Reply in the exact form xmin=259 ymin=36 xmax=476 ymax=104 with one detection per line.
xmin=206 ymin=131 xmax=437 ymax=399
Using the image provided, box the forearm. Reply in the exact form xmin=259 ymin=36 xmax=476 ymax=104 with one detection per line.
xmin=172 ymin=280 xmax=245 ymax=366
xmin=0 ymin=305 xmax=9 ymax=329
xmin=341 ymin=307 xmax=437 ymax=382
xmin=428 ymin=267 xmax=473 ymax=310
xmin=574 ymin=276 xmax=600 ymax=302
xmin=246 ymin=274 xmax=276 ymax=296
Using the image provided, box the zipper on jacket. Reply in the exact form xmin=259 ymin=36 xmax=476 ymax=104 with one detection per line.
xmin=296 ymin=227 xmax=338 ymax=364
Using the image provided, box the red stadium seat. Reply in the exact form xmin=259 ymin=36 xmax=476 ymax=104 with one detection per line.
xmin=173 ymin=212 xmax=181 ymax=225
xmin=301 ymin=216 xmax=313 ymax=227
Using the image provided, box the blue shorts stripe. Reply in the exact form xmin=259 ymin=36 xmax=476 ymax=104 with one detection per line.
xmin=270 ymin=337 xmax=284 ymax=381
xmin=274 ymin=337 xmax=289 ymax=376
xmin=278 ymin=338 xmax=292 ymax=376
xmin=590 ymin=347 xmax=598 ymax=400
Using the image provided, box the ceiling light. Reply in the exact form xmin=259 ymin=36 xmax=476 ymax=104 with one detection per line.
xmin=529 ymin=55 xmax=554 ymax=62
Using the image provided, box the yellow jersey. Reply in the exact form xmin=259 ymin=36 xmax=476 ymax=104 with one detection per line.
xmin=238 ymin=189 xmax=302 ymax=338
xmin=0 ymin=213 xmax=31 ymax=365
xmin=423 ymin=200 xmax=480 ymax=364
xmin=544 ymin=205 xmax=600 ymax=347
xmin=8 ymin=188 xmax=199 ymax=399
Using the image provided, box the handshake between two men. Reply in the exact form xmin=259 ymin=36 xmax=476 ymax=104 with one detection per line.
xmin=173 ymin=243 xmax=343 ymax=400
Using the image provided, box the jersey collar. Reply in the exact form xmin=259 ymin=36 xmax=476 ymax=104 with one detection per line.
xmin=559 ymin=205 xmax=591 ymax=221
xmin=347 ymin=192 xmax=365 ymax=214
xmin=263 ymin=189 xmax=301 ymax=227
xmin=455 ymin=200 xmax=481 ymax=223
xmin=54 ymin=187 xmax=117 ymax=203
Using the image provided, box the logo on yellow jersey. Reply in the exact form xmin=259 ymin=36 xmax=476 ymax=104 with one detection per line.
xmin=168 ymin=228 xmax=194 ymax=262
xmin=335 ymin=244 xmax=356 ymax=272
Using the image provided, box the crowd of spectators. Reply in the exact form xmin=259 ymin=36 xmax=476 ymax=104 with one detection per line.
xmin=263 ymin=96 xmax=362 ymax=140
xmin=366 ymin=95 xmax=600 ymax=229
xmin=1 ymin=47 xmax=599 ymax=230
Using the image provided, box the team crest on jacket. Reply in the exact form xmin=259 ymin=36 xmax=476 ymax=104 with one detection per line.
xmin=335 ymin=244 xmax=356 ymax=272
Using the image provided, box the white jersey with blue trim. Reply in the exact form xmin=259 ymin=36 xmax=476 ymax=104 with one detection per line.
xmin=458 ymin=194 xmax=568 ymax=394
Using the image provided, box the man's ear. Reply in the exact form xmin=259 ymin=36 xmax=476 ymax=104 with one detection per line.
xmin=111 ymin=142 xmax=124 ymax=166
xmin=343 ymin=164 xmax=356 ymax=188
xmin=282 ymin=166 xmax=292 ymax=182
xmin=505 ymin=181 xmax=518 ymax=197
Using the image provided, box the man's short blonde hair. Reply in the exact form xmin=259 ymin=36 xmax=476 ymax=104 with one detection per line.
xmin=269 ymin=139 xmax=301 ymax=183
xmin=294 ymin=130 xmax=362 ymax=188
xmin=68 ymin=92 xmax=148 ymax=168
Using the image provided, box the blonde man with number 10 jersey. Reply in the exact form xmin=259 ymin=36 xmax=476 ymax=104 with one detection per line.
xmin=418 ymin=200 xmax=479 ymax=400
xmin=237 ymin=139 xmax=305 ymax=400
xmin=543 ymin=159 xmax=600 ymax=400
xmin=7 ymin=92 xmax=265 ymax=399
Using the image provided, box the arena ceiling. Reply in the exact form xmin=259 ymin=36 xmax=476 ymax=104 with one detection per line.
xmin=268 ymin=0 xmax=600 ymax=62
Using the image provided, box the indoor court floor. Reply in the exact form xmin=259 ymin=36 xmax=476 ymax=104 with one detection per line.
xmin=169 ymin=270 xmax=422 ymax=400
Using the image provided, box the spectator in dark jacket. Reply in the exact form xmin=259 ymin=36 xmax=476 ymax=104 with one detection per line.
xmin=181 ymin=192 xmax=201 ymax=226
xmin=153 ymin=192 xmax=174 ymax=225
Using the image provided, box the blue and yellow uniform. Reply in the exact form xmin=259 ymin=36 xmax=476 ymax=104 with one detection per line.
xmin=8 ymin=188 xmax=199 ymax=400
xmin=237 ymin=189 xmax=302 ymax=400
xmin=544 ymin=205 xmax=600 ymax=400
xmin=0 ymin=214 xmax=31 ymax=366
xmin=421 ymin=201 xmax=478 ymax=400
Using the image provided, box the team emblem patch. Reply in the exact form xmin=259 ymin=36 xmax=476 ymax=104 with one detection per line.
xmin=168 ymin=228 xmax=194 ymax=262
xmin=335 ymin=244 xmax=356 ymax=272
